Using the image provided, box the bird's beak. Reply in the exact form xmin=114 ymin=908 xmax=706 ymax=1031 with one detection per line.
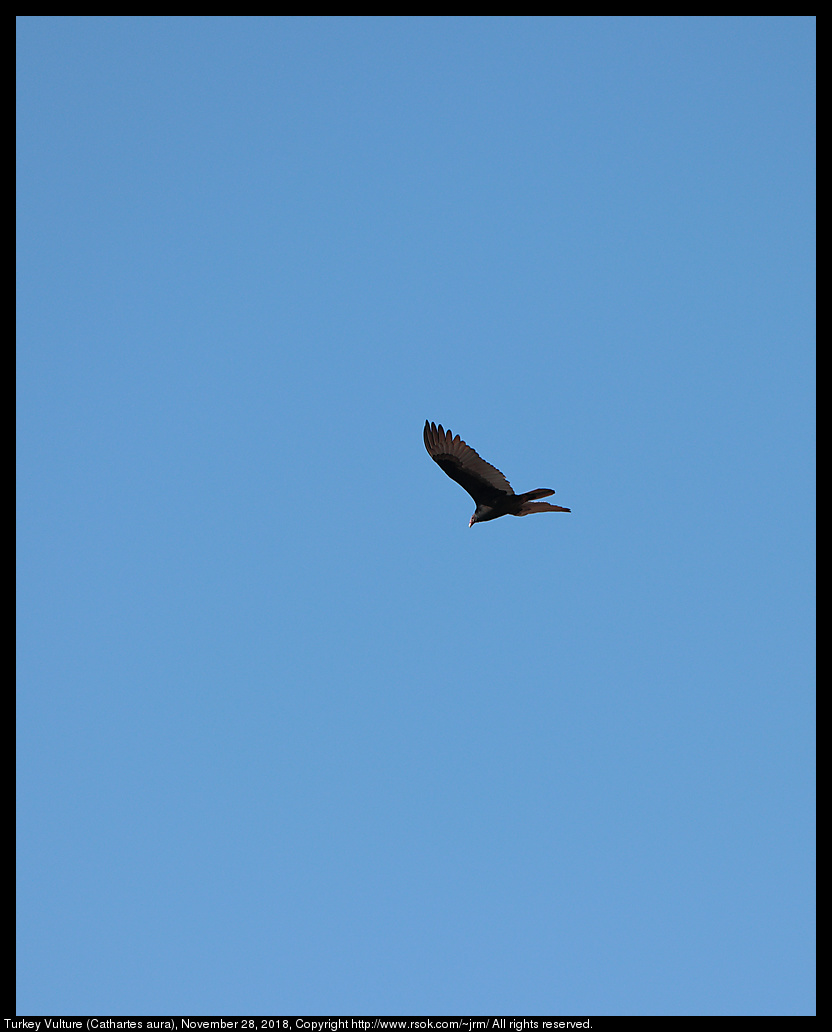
xmin=468 ymin=517 xmax=475 ymax=528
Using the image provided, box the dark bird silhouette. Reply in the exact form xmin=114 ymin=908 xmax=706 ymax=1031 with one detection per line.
xmin=424 ymin=421 xmax=571 ymax=527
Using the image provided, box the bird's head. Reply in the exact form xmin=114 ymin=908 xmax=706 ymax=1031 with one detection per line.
xmin=469 ymin=503 xmax=494 ymax=527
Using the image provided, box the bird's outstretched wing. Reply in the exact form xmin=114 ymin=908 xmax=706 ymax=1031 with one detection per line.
xmin=424 ymin=421 xmax=514 ymax=505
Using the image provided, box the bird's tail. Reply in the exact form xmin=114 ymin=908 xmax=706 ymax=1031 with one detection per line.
xmin=517 ymin=501 xmax=571 ymax=516
xmin=516 ymin=488 xmax=570 ymax=516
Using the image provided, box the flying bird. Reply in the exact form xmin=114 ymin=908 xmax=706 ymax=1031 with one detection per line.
xmin=424 ymin=421 xmax=571 ymax=527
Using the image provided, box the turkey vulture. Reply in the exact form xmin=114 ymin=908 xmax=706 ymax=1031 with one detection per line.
xmin=424 ymin=421 xmax=571 ymax=527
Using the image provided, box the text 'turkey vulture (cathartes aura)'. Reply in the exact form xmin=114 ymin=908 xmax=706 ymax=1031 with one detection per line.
xmin=424 ymin=421 xmax=571 ymax=527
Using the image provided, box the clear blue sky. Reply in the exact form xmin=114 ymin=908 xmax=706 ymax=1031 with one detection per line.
xmin=17 ymin=16 xmax=815 ymax=1017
